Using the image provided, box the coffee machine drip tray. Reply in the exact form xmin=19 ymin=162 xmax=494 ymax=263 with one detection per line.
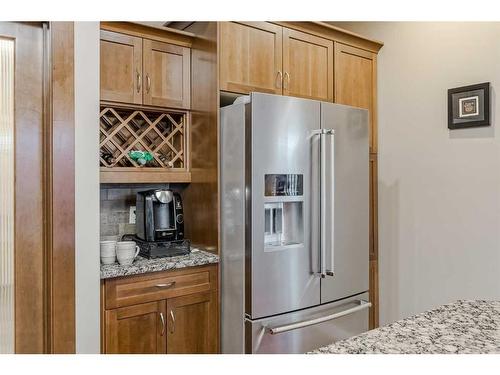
xmin=122 ymin=235 xmax=191 ymax=259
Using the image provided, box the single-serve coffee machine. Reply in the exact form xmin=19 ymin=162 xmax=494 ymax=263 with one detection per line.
xmin=131 ymin=189 xmax=190 ymax=258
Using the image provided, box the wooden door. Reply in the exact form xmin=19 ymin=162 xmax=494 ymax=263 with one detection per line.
xmin=100 ymin=30 xmax=142 ymax=104
xmin=105 ymin=301 xmax=167 ymax=354
xmin=143 ymin=39 xmax=191 ymax=109
xmin=282 ymin=28 xmax=333 ymax=101
xmin=166 ymin=291 xmax=217 ymax=353
xmin=334 ymin=42 xmax=377 ymax=152
xmin=219 ymin=22 xmax=282 ymax=95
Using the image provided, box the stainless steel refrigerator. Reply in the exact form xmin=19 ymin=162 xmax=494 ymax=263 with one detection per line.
xmin=220 ymin=92 xmax=371 ymax=354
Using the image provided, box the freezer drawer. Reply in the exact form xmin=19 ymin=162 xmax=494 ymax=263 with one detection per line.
xmin=245 ymin=293 xmax=369 ymax=354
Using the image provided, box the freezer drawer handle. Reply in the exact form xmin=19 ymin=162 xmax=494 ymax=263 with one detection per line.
xmin=267 ymin=300 xmax=371 ymax=335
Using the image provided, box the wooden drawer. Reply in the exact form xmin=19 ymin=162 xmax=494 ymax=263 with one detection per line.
xmin=104 ymin=264 xmax=218 ymax=309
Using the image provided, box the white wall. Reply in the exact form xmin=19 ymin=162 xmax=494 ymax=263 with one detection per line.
xmin=74 ymin=22 xmax=100 ymax=353
xmin=335 ymin=22 xmax=500 ymax=325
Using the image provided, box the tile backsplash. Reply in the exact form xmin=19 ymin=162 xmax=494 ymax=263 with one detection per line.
xmin=100 ymin=183 xmax=170 ymax=241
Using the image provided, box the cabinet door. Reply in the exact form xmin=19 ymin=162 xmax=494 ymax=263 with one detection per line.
xmin=105 ymin=301 xmax=166 ymax=354
xmin=334 ymin=43 xmax=377 ymax=152
xmin=100 ymin=30 xmax=143 ymax=104
xmin=143 ymin=39 xmax=191 ymax=109
xmin=282 ymin=28 xmax=333 ymax=101
xmin=219 ymin=22 xmax=282 ymax=95
xmin=166 ymin=291 xmax=218 ymax=353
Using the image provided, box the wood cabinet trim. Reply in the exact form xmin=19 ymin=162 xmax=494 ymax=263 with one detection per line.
xmin=101 ymin=21 xmax=193 ymax=48
xmin=273 ymin=21 xmax=383 ymax=53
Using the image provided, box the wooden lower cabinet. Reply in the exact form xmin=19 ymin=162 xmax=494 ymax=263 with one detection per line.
xmin=106 ymin=301 xmax=166 ymax=354
xmin=166 ymin=291 xmax=218 ymax=354
xmin=102 ymin=264 xmax=219 ymax=354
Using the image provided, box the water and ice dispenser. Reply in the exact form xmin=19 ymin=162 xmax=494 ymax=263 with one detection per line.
xmin=264 ymin=174 xmax=304 ymax=249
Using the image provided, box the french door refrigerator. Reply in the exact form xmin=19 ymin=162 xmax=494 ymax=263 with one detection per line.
xmin=220 ymin=92 xmax=370 ymax=354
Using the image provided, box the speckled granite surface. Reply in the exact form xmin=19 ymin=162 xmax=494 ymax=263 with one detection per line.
xmin=310 ymin=300 xmax=500 ymax=354
xmin=100 ymin=248 xmax=219 ymax=279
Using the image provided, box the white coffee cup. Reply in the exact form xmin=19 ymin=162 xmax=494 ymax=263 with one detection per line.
xmin=100 ymin=240 xmax=117 ymax=264
xmin=116 ymin=241 xmax=140 ymax=266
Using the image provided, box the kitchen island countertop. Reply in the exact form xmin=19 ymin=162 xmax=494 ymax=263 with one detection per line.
xmin=100 ymin=248 xmax=219 ymax=279
xmin=310 ymin=300 xmax=500 ymax=354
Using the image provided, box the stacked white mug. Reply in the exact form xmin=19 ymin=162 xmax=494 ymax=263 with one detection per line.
xmin=116 ymin=241 xmax=140 ymax=266
xmin=100 ymin=240 xmax=117 ymax=264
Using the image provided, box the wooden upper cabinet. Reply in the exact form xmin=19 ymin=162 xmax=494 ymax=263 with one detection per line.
xmin=100 ymin=30 xmax=143 ymax=104
xmin=282 ymin=29 xmax=333 ymax=101
xmin=105 ymin=301 xmax=166 ymax=354
xmin=143 ymin=39 xmax=191 ymax=109
xmin=334 ymin=42 xmax=377 ymax=152
xmin=219 ymin=22 xmax=282 ymax=95
xmin=166 ymin=291 xmax=218 ymax=354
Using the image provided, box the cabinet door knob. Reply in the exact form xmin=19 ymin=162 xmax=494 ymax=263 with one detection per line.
xmin=159 ymin=312 xmax=165 ymax=336
xmin=276 ymin=71 xmax=283 ymax=89
xmin=169 ymin=310 xmax=176 ymax=334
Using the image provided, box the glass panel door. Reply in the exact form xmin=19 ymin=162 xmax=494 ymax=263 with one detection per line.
xmin=0 ymin=37 xmax=15 ymax=354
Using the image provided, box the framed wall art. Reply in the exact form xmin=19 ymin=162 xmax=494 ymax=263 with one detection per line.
xmin=448 ymin=82 xmax=490 ymax=129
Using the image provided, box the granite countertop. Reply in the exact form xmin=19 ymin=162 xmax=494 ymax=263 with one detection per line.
xmin=100 ymin=248 xmax=219 ymax=279
xmin=310 ymin=300 xmax=500 ymax=354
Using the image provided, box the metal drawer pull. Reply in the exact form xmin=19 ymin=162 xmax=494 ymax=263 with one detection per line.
xmin=268 ymin=300 xmax=371 ymax=335
xmin=155 ymin=281 xmax=176 ymax=289
xmin=284 ymin=71 xmax=290 ymax=89
xmin=159 ymin=312 xmax=165 ymax=336
xmin=146 ymin=73 xmax=151 ymax=93
xmin=136 ymin=70 xmax=141 ymax=93
xmin=276 ymin=71 xmax=283 ymax=89
xmin=170 ymin=310 xmax=175 ymax=334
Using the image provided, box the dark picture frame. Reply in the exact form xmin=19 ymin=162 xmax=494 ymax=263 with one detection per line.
xmin=448 ymin=82 xmax=490 ymax=129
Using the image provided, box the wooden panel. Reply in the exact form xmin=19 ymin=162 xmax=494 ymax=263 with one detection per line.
xmin=100 ymin=30 xmax=142 ymax=104
xmin=143 ymin=39 xmax=191 ymax=109
xmin=219 ymin=22 xmax=282 ymax=95
xmin=100 ymin=22 xmax=193 ymax=48
xmin=334 ymin=42 xmax=377 ymax=152
xmin=369 ymin=259 xmax=379 ymax=329
xmin=182 ymin=21 xmax=219 ymax=251
xmin=105 ymin=301 xmax=166 ymax=354
xmin=369 ymin=153 xmax=378 ymax=261
xmin=166 ymin=290 xmax=218 ymax=353
xmin=0 ymin=21 xmax=46 ymax=354
xmin=100 ymin=168 xmax=191 ymax=184
xmin=274 ymin=22 xmax=383 ymax=53
xmin=282 ymin=28 xmax=333 ymax=101
xmin=105 ymin=264 xmax=218 ymax=309
xmin=50 ymin=21 xmax=76 ymax=354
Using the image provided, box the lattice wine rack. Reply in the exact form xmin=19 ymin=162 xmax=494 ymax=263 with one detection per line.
xmin=99 ymin=106 xmax=188 ymax=173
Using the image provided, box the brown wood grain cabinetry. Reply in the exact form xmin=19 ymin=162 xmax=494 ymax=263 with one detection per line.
xmin=105 ymin=301 xmax=167 ymax=354
xmin=102 ymin=264 xmax=219 ymax=354
xmin=166 ymin=291 xmax=218 ymax=353
xmin=334 ymin=42 xmax=377 ymax=153
xmin=143 ymin=40 xmax=191 ymax=108
xmin=100 ymin=30 xmax=143 ymax=104
xmin=100 ymin=30 xmax=190 ymax=109
xmin=282 ymin=28 xmax=333 ymax=101
xmin=219 ymin=22 xmax=283 ymax=95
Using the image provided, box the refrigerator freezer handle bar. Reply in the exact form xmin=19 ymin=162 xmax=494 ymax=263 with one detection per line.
xmin=326 ymin=130 xmax=335 ymax=277
xmin=267 ymin=300 xmax=371 ymax=335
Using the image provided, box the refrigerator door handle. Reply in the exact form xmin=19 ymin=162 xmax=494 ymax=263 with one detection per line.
xmin=320 ymin=129 xmax=335 ymax=277
xmin=267 ymin=300 xmax=371 ymax=335
xmin=325 ymin=130 xmax=335 ymax=276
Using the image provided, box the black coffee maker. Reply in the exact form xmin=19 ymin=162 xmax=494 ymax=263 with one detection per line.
xmin=133 ymin=189 xmax=190 ymax=258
